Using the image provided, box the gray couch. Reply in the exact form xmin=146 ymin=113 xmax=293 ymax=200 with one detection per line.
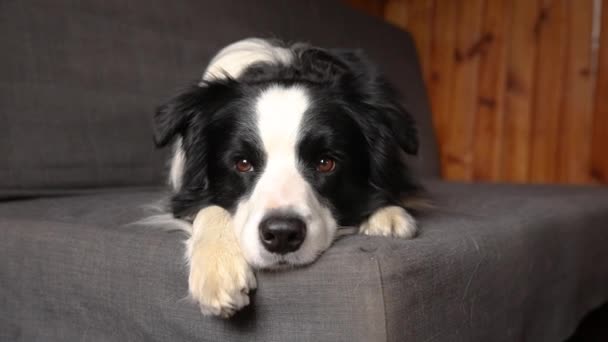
xmin=1 ymin=1 xmax=607 ymax=341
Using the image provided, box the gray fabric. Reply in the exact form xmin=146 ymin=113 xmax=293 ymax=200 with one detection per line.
xmin=385 ymin=181 xmax=608 ymax=341
xmin=0 ymin=0 xmax=439 ymax=196
xmin=1 ymin=182 xmax=607 ymax=341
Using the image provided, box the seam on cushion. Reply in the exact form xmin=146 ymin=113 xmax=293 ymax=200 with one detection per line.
xmin=373 ymin=254 xmax=389 ymax=342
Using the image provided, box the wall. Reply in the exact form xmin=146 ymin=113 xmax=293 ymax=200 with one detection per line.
xmin=345 ymin=0 xmax=608 ymax=184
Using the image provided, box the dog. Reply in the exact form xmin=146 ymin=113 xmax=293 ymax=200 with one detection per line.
xmin=153 ymin=38 xmax=421 ymax=317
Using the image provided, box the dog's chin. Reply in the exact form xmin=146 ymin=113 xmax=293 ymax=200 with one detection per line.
xmin=244 ymin=250 xmax=323 ymax=271
xmin=258 ymin=260 xmax=308 ymax=272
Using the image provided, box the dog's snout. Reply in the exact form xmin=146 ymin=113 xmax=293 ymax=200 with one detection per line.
xmin=259 ymin=215 xmax=306 ymax=254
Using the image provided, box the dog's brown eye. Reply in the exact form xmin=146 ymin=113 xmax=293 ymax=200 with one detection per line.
xmin=316 ymin=157 xmax=336 ymax=173
xmin=235 ymin=159 xmax=253 ymax=173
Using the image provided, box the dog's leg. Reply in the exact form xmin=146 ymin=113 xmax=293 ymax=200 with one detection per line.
xmin=186 ymin=206 xmax=256 ymax=318
xmin=359 ymin=206 xmax=417 ymax=239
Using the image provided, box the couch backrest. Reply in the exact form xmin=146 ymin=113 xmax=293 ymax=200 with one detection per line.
xmin=0 ymin=0 xmax=439 ymax=197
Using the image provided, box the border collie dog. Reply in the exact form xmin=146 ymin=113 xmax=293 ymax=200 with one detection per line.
xmin=153 ymin=38 xmax=420 ymax=317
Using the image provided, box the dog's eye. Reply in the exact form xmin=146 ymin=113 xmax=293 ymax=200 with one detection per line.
xmin=316 ymin=157 xmax=336 ymax=173
xmin=235 ymin=159 xmax=254 ymax=173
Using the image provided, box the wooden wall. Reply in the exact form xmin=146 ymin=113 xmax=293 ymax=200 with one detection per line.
xmin=345 ymin=0 xmax=608 ymax=184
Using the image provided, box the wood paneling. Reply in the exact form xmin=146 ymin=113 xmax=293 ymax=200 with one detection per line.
xmin=426 ymin=0 xmax=458 ymax=167
xmin=529 ymin=0 xmax=568 ymax=183
xmin=558 ymin=0 xmax=596 ymax=183
xmin=443 ymin=0 xmax=484 ymax=180
xmin=472 ymin=0 xmax=510 ymax=181
xmin=345 ymin=0 xmax=608 ymax=184
xmin=592 ymin=1 xmax=608 ymax=183
xmin=502 ymin=0 xmax=539 ymax=182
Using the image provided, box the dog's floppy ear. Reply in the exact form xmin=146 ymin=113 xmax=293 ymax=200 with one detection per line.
xmin=153 ymin=81 xmax=238 ymax=147
xmin=153 ymin=84 xmax=207 ymax=148
xmin=378 ymin=91 xmax=419 ymax=156
xmin=331 ymin=49 xmax=419 ymax=155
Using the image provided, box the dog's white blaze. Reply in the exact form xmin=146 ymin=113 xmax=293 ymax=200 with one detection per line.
xmin=255 ymin=85 xmax=309 ymax=210
xmin=170 ymin=38 xmax=294 ymax=191
xmin=233 ymin=85 xmax=337 ymax=268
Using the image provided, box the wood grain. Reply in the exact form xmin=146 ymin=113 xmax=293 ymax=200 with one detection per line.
xmin=443 ymin=0 xmax=484 ymax=181
xmin=501 ymin=0 xmax=540 ymax=183
xmin=427 ymin=0 xmax=458 ymax=179
xmin=344 ymin=0 xmax=608 ymax=184
xmin=529 ymin=0 xmax=568 ymax=183
xmin=557 ymin=0 xmax=595 ymax=183
xmin=592 ymin=0 xmax=608 ymax=183
xmin=472 ymin=0 xmax=511 ymax=181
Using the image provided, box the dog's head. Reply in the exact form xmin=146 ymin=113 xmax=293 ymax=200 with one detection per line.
xmin=154 ymin=38 xmax=418 ymax=269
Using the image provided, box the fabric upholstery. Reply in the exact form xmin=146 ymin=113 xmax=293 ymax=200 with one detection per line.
xmin=1 ymin=182 xmax=607 ymax=341
xmin=0 ymin=0 xmax=439 ymax=197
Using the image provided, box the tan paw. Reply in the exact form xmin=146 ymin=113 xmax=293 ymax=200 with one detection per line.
xmin=187 ymin=206 xmax=257 ymax=318
xmin=359 ymin=206 xmax=417 ymax=239
xmin=188 ymin=247 xmax=256 ymax=317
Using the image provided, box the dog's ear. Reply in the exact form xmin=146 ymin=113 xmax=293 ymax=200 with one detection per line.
xmin=153 ymin=84 xmax=207 ymax=148
xmin=331 ymin=49 xmax=419 ymax=155
xmin=377 ymin=92 xmax=419 ymax=156
xmin=153 ymin=81 xmax=238 ymax=148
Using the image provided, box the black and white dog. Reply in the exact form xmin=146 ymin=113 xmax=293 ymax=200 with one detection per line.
xmin=153 ymin=38 xmax=421 ymax=317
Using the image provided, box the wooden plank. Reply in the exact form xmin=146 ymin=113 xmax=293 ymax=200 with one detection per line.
xmin=427 ymin=0 xmax=458 ymax=178
xmin=556 ymin=0 xmax=596 ymax=183
xmin=345 ymin=0 xmax=606 ymax=185
xmin=384 ymin=0 xmax=435 ymax=84
xmin=471 ymin=0 xmax=511 ymax=181
xmin=591 ymin=0 xmax=608 ymax=183
xmin=529 ymin=0 xmax=568 ymax=183
xmin=502 ymin=0 xmax=539 ymax=183
xmin=443 ymin=0 xmax=485 ymax=181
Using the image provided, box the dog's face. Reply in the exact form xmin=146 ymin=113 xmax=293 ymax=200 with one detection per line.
xmin=154 ymin=39 xmax=418 ymax=269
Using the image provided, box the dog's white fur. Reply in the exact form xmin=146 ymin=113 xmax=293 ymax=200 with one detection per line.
xmin=169 ymin=139 xmax=186 ymax=191
xmin=233 ymin=85 xmax=338 ymax=269
xmin=164 ymin=38 xmax=417 ymax=317
xmin=359 ymin=206 xmax=417 ymax=238
xmin=202 ymin=38 xmax=293 ymax=83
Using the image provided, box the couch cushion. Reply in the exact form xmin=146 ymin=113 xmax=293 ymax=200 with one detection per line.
xmin=382 ymin=181 xmax=608 ymax=341
xmin=0 ymin=0 xmax=439 ymax=197
xmin=0 ymin=188 xmax=389 ymax=341
xmin=2 ymin=182 xmax=606 ymax=341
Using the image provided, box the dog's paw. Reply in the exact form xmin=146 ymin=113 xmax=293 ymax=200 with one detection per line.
xmin=187 ymin=206 xmax=257 ymax=318
xmin=359 ymin=206 xmax=417 ymax=239
xmin=189 ymin=245 xmax=257 ymax=318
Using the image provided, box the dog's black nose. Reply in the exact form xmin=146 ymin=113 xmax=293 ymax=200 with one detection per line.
xmin=259 ymin=215 xmax=306 ymax=254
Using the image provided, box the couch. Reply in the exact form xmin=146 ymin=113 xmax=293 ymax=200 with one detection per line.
xmin=1 ymin=0 xmax=607 ymax=341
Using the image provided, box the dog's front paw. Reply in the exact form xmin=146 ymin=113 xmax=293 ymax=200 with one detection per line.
xmin=187 ymin=206 xmax=257 ymax=318
xmin=189 ymin=244 xmax=257 ymax=318
xmin=359 ymin=206 xmax=417 ymax=239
